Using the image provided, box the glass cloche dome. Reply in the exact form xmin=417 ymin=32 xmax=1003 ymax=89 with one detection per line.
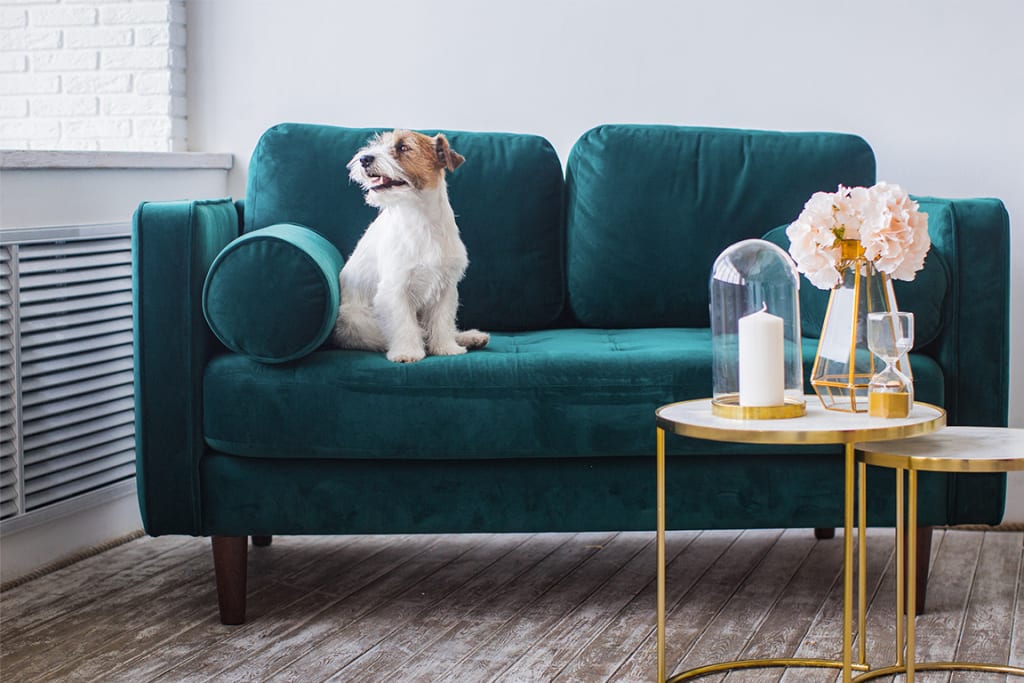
xmin=709 ymin=239 xmax=806 ymax=419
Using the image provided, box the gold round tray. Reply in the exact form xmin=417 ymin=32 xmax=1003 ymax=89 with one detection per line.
xmin=710 ymin=394 xmax=807 ymax=420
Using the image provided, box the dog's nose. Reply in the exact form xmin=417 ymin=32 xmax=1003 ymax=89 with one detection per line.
xmin=359 ymin=154 xmax=374 ymax=169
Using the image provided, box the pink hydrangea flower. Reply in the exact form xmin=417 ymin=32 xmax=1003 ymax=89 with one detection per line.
xmin=861 ymin=183 xmax=931 ymax=281
xmin=786 ymin=182 xmax=929 ymax=289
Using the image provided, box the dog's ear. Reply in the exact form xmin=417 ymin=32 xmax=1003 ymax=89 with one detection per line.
xmin=434 ymin=134 xmax=465 ymax=172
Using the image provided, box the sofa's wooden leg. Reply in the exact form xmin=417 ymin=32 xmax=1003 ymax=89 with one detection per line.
xmin=906 ymin=525 xmax=933 ymax=614
xmin=814 ymin=527 xmax=836 ymax=540
xmin=252 ymin=535 xmax=272 ymax=547
xmin=212 ymin=536 xmax=248 ymax=625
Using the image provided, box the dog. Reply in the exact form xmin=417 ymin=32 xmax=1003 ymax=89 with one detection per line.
xmin=330 ymin=129 xmax=490 ymax=363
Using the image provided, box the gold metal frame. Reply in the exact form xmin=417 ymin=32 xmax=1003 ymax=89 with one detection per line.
xmin=655 ymin=397 xmax=946 ymax=682
xmin=709 ymin=394 xmax=806 ymax=420
xmin=810 ymin=239 xmax=905 ymax=414
xmin=852 ymin=441 xmax=1024 ymax=682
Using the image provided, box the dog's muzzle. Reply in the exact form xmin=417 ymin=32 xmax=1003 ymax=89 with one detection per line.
xmin=358 ymin=154 xmax=408 ymax=191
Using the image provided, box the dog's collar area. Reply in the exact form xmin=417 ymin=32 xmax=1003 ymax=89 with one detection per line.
xmin=368 ymin=174 xmax=408 ymax=191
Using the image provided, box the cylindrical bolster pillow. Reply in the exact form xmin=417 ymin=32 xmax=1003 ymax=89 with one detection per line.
xmin=203 ymin=223 xmax=344 ymax=363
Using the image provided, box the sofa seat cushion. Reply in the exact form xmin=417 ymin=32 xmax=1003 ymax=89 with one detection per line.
xmin=204 ymin=329 xmax=945 ymax=461
xmin=205 ymin=328 xmax=710 ymax=460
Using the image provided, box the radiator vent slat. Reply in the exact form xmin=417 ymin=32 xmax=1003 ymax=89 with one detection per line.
xmin=22 ymin=328 xmax=134 ymax=360
xmin=21 ymin=304 xmax=132 ymax=334
xmin=1 ymin=227 xmax=136 ymax=520
xmin=21 ymin=291 xmax=132 ymax=320
xmin=19 ymin=369 xmax=134 ymax=409
xmin=19 ymin=266 xmax=133 ymax=290
xmin=0 ymin=244 xmax=18 ymax=520
xmin=22 ymin=399 xmax=133 ymax=454
xmin=22 ymin=384 xmax=133 ymax=423
xmin=24 ymin=441 xmax=135 ymax=481
xmin=19 ymin=279 xmax=129 ymax=304
xmin=25 ymin=462 xmax=136 ymax=512
xmin=23 ymin=421 xmax=134 ymax=467
xmin=18 ymin=250 xmax=132 ymax=275
xmin=20 ymin=357 xmax=134 ymax=396
xmin=23 ymin=397 xmax=135 ymax=440
xmin=19 ymin=238 xmax=131 ymax=260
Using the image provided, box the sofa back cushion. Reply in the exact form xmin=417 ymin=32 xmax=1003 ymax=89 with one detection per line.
xmin=245 ymin=123 xmax=565 ymax=330
xmin=565 ymin=125 xmax=876 ymax=328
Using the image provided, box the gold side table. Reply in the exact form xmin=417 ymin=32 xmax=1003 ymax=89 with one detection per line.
xmin=655 ymin=396 xmax=945 ymax=682
xmin=854 ymin=426 xmax=1024 ymax=681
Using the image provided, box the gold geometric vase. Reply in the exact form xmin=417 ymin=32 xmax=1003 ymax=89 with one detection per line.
xmin=811 ymin=239 xmax=909 ymax=412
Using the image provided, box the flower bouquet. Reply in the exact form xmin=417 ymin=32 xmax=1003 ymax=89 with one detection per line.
xmin=786 ymin=182 xmax=930 ymax=290
xmin=786 ymin=182 xmax=929 ymax=412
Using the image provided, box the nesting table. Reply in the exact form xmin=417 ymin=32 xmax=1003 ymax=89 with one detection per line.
xmin=655 ymin=396 xmax=945 ymax=682
xmin=854 ymin=426 xmax=1024 ymax=681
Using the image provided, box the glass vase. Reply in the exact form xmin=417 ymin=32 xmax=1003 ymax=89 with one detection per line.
xmin=811 ymin=239 xmax=912 ymax=412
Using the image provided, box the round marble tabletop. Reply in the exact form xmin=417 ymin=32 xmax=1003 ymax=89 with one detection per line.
xmin=656 ymin=395 xmax=946 ymax=445
xmin=856 ymin=426 xmax=1024 ymax=473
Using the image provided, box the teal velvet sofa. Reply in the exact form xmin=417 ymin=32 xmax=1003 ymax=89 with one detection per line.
xmin=132 ymin=123 xmax=1010 ymax=624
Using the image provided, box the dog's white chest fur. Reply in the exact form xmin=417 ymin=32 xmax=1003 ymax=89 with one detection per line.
xmin=343 ymin=198 xmax=467 ymax=313
xmin=330 ymin=129 xmax=489 ymax=363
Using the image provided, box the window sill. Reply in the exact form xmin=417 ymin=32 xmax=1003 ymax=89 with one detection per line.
xmin=0 ymin=149 xmax=233 ymax=170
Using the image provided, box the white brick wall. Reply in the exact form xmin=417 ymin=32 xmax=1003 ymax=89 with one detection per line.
xmin=0 ymin=0 xmax=186 ymax=152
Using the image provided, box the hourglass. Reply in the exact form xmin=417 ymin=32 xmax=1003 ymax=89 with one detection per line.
xmin=867 ymin=312 xmax=914 ymax=418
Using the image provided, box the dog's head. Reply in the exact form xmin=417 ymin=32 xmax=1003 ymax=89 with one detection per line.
xmin=348 ymin=130 xmax=465 ymax=206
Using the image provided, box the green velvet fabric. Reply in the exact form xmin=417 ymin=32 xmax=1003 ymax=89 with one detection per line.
xmin=202 ymin=223 xmax=344 ymax=363
xmin=761 ymin=224 xmax=950 ymax=348
xmin=566 ymin=125 xmax=876 ymax=328
xmin=203 ymin=329 xmax=944 ymax=462
xmin=133 ymin=124 xmax=1009 ymax=540
xmin=914 ymin=197 xmax=1010 ymax=426
xmin=245 ymin=123 xmax=565 ymax=330
xmin=204 ymin=328 xmax=718 ymax=460
xmin=916 ymin=197 xmax=1011 ymax=518
xmin=198 ymin=451 xmax=985 ymax=537
xmin=133 ymin=198 xmax=239 ymax=535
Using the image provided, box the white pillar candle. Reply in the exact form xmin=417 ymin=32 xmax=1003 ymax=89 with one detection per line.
xmin=738 ymin=307 xmax=785 ymax=407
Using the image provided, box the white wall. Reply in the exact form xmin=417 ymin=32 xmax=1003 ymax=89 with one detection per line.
xmin=186 ymin=0 xmax=1024 ymax=434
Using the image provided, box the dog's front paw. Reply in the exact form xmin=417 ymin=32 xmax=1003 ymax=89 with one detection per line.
xmin=455 ymin=329 xmax=490 ymax=350
xmin=429 ymin=342 xmax=467 ymax=357
xmin=386 ymin=347 xmax=426 ymax=363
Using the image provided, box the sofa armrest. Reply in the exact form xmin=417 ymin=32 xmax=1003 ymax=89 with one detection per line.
xmin=916 ymin=196 xmax=1010 ymax=526
xmin=917 ymin=196 xmax=1010 ymax=427
xmin=133 ymin=198 xmax=240 ymax=535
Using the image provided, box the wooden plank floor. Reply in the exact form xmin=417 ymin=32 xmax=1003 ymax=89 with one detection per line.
xmin=2 ymin=528 xmax=1022 ymax=682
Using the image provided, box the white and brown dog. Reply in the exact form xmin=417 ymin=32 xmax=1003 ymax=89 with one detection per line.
xmin=331 ymin=130 xmax=490 ymax=363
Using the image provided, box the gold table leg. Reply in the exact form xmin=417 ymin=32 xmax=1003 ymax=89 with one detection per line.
xmin=851 ymin=464 xmax=1024 ymax=682
xmin=858 ymin=458 xmax=867 ymax=669
xmin=907 ymin=469 xmax=917 ymax=683
xmin=658 ymin=436 xmax=868 ymax=682
xmin=896 ymin=467 xmax=905 ymax=668
xmin=657 ymin=427 xmax=666 ymax=682
xmin=843 ymin=442 xmax=855 ymax=682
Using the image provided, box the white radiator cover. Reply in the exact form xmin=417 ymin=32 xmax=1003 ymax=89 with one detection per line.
xmin=0 ymin=223 xmax=136 ymax=531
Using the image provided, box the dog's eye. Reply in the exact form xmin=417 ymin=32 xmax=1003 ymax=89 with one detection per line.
xmin=396 ymin=143 xmax=411 ymax=154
